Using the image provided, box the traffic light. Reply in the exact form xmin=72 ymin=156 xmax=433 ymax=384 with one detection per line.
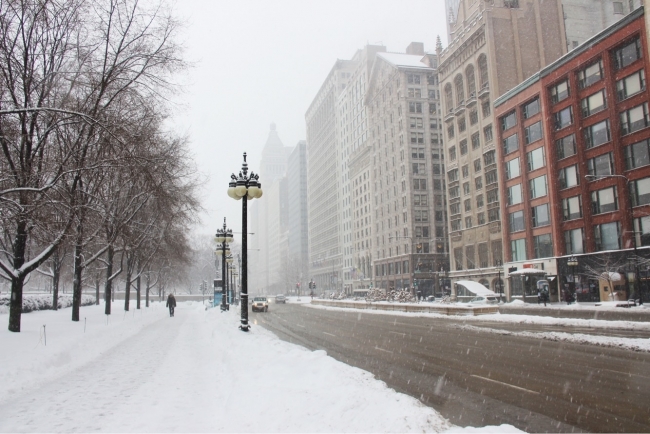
xmin=296 ymin=282 xmax=300 ymax=289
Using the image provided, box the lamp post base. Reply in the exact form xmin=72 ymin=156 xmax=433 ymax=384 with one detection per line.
xmin=239 ymin=324 xmax=250 ymax=332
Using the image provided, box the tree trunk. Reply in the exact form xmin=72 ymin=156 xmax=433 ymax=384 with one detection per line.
xmin=72 ymin=239 xmax=83 ymax=320
xmin=124 ymin=253 xmax=133 ymax=311
xmin=95 ymin=277 xmax=100 ymax=305
xmin=104 ymin=246 xmax=114 ymax=315
xmin=8 ymin=222 xmax=28 ymax=332
xmin=52 ymin=248 xmax=60 ymax=311
xmin=136 ymin=259 xmax=141 ymax=309
xmin=145 ymin=269 xmax=150 ymax=308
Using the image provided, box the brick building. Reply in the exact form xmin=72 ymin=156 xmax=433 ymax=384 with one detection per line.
xmin=494 ymin=7 xmax=650 ymax=302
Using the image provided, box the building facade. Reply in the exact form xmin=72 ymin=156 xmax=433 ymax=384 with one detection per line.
xmin=366 ymin=43 xmax=449 ymax=297
xmin=286 ymin=140 xmax=309 ymax=293
xmin=494 ymin=7 xmax=650 ymax=303
xmin=438 ymin=0 xmax=568 ymax=296
xmin=306 ymin=60 xmax=356 ymax=293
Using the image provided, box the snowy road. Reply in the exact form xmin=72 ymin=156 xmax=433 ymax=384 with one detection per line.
xmin=2 ymin=301 xmax=494 ymax=433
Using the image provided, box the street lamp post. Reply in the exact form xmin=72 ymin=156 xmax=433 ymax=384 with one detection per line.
xmin=215 ymin=218 xmax=233 ymax=312
xmin=585 ymin=174 xmax=642 ymax=305
xmin=567 ymin=254 xmax=579 ymax=305
xmin=228 ymin=153 xmax=263 ymax=331
xmin=495 ymin=259 xmax=503 ymax=302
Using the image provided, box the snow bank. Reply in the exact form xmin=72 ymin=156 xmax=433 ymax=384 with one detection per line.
xmin=0 ymin=294 xmax=96 ymax=314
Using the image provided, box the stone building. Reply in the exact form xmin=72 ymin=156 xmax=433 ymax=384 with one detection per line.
xmin=366 ymin=43 xmax=448 ymax=297
xmin=438 ymin=0 xmax=568 ymax=295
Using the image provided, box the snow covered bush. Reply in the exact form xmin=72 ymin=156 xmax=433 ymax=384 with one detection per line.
xmin=365 ymin=288 xmax=386 ymax=302
xmin=386 ymin=289 xmax=414 ymax=303
xmin=0 ymin=294 xmax=96 ymax=314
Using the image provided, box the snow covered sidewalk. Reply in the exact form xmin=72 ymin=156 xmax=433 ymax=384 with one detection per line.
xmin=0 ymin=301 xmax=520 ymax=433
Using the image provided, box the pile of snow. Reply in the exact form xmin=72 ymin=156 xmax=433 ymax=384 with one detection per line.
xmin=0 ymin=294 xmax=95 ymax=314
xmin=0 ymin=301 xmax=521 ymax=432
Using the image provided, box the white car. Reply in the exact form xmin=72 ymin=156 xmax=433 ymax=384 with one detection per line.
xmin=252 ymin=296 xmax=269 ymax=312
xmin=275 ymin=294 xmax=286 ymax=304
xmin=468 ymin=295 xmax=499 ymax=305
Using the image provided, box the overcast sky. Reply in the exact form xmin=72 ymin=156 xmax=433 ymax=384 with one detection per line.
xmin=170 ymin=0 xmax=448 ymax=242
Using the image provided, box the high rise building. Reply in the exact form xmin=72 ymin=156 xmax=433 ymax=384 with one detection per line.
xmin=306 ymin=60 xmax=356 ymax=293
xmin=286 ymin=140 xmax=309 ymax=291
xmin=438 ymin=0 xmax=567 ymax=296
xmin=366 ymin=43 xmax=448 ymax=297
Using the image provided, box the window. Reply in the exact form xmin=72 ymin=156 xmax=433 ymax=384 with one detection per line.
xmin=488 ymin=207 xmax=500 ymax=222
xmin=451 ymin=219 xmax=461 ymax=231
xmin=471 ymin=132 xmax=481 ymax=149
xmin=410 ymin=132 xmax=424 ymax=144
xmin=556 ymin=134 xmax=576 ymax=159
xmin=487 ymin=188 xmax=499 ymax=204
xmin=503 ymin=133 xmax=519 ymax=155
xmin=559 ymin=165 xmax=579 ymax=189
xmin=449 ymin=146 xmax=456 ymax=161
xmin=524 ymin=122 xmax=543 ymax=144
xmin=507 ymin=184 xmax=522 ymax=205
xmin=449 ymin=186 xmax=459 ymax=199
xmin=476 ymin=194 xmax=484 ymax=208
xmin=617 ymin=69 xmax=645 ymax=101
xmin=411 ymin=147 xmax=425 ymax=159
xmin=630 ymin=177 xmax=650 ymax=206
xmin=478 ymin=55 xmax=489 ymax=89
xmin=526 ymin=148 xmax=545 ymax=172
xmin=562 ymin=196 xmax=582 ymax=220
xmin=577 ymin=60 xmax=603 ymax=89
xmin=565 ymin=228 xmax=585 ymax=254
xmin=483 ymin=150 xmax=495 ymax=166
xmin=450 ymin=203 xmax=460 ymax=215
xmin=587 ymin=152 xmax=613 ymax=177
xmin=413 ymin=179 xmax=427 ymax=190
xmin=458 ymin=116 xmax=466 ymax=132
xmin=635 ymin=216 xmax=650 ymax=246
xmin=533 ymin=234 xmax=553 ymax=259
xmin=505 ymin=158 xmax=520 ymax=179
xmin=509 ymin=210 xmax=525 ymax=232
xmin=460 ymin=139 xmax=468 ymax=155
xmin=410 ymin=117 xmax=423 ymax=128
xmin=620 ymin=102 xmax=650 ymax=135
xmin=463 ymin=182 xmax=470 ymax=195
xmin=469 ymin=109 xmax=478 ymax=125
xmin=464 ymin=198 xmax=471 ymax=212
xmin=511 ymin=239 xmax=527 ymax=261
xmin=475 ymin=176 xmax=483 ymax=190
xmin=447 ymin=124 xmax=455 ymax=139
xmin=482 ymin=99 xmax=491 ymax=117
xmin=461 ymin=165 xmax=469 ymax=178
xmin=584 ymin=120 xmax=610 ymax=148
xmin=529 ymin=175 xmax=548 ymax=199
xmin=484 ymin=125 xmax=493 ymax=142
xmin=408 ymin=88 xmax=422 ymax=98
xmin=504 ymin=0 xmax=519 ymax=7
xmin=625 ymin=139 xmax=650 ymax=170
xmin=465 ymin=216 xmax=472 ymax=228
xmin=477 ymin=212 xmax=485 ymax=225
xmin=554 ymin=107 xmax=573 ymax=130
xmin=409 ymin=102 xmax=422 ymax=113
xmin=501 ymin=111 xmax=517 ymax=131
xmin=550 ymin=79 xmax=570 ymax=103
xmin=581 ymin=90 xmax=606 ymax=117
xmin=412 ymin=163 xmax=426 ymax=174
xmin=613 ymin=1 xmax=624 ymax=14
xmin=408 ymin=74 xmax=421 ymax=84
xmin=523 ymin=98 xmax=540 ymax=119
xmin=613 ymin=37 xmax=642 ymax=70
xmin=532 ymin=203 xmax=550 ymax=227
xmin=591 ymin=186 xmax=618 ymax=214
xmin=474 ymin=158 xmax=482 ymax=173
xmin=485 ymin=170 xmax=498 ymax=185
xmin=595 ymin=222 xmax=621 ymax=251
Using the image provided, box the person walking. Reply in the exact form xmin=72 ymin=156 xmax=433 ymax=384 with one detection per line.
xmin=166 ymin=293 xmax=177 ymax=317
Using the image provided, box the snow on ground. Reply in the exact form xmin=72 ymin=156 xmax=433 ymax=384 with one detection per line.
xmin=0 ymin=301 xmax=521 ymax=433
xmin=308 ymin=302 xmax=650 ymax=353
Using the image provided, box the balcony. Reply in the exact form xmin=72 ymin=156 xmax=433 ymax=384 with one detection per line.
xmin=445 ymin=107 xmax=455 ymax=122
xmin=478 ymin=84 xmax=490 ymax=99
xmin=454 ymin=101 xmax=466 ymax=115
xmin=466 ymin=92 xmax=477 ymax=107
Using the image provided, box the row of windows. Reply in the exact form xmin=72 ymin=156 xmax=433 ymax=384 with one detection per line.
xmin=448 ymin=126 xmax=493 ymax=161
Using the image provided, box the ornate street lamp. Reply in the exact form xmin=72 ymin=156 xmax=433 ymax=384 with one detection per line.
xmin=215 ymin=218 xmax=233 ymax=312
xmin=226 ymin=255 xmax=234 ymax=303
xmin=228 ymin=153 xmax=263 ymax=331
xmin=495 ymin=259 xmax=503 ymax=302
xmin=567 ymin=255 xmax=579 ymax=304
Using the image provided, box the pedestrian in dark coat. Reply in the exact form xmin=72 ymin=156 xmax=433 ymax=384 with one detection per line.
xmin=166 ymin=293 xmax=177 ymax=317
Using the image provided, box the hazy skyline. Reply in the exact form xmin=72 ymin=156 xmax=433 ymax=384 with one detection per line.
xmin=170 ymin=0 xmax=448 ymax=241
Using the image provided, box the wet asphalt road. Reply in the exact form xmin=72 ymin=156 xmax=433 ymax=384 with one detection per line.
xmin=252 ymin=302 xmax=650 ymax=433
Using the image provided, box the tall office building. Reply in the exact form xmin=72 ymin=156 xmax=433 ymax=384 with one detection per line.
xmin=438 ymin=0 xmax=567 ymax=295
xmin=286 ymin=140 xmax=310 ymax=291
xmin=306 ymin=60 xmax=356 ymax=292
xmin=366 ymin=43 xmax=448 ymax=296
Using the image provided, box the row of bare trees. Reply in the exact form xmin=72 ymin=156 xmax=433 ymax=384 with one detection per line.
xmin=0 ymin=0 xmax=199 ymax=332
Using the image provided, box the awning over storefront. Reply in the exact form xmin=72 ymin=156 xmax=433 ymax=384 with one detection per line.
xmin=456 ymin=280 xmax=497 ymax=296
xmin=509 ymin=268 xmax=548 ymax=276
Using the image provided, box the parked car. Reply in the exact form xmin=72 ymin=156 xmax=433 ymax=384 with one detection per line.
xmin=275 ymin=294 xmax=286 ymax=304
xmin=467 ymin=295 xmax=498 ymax=305
xmin=252 ymin=296 xmax=269 ymax=312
